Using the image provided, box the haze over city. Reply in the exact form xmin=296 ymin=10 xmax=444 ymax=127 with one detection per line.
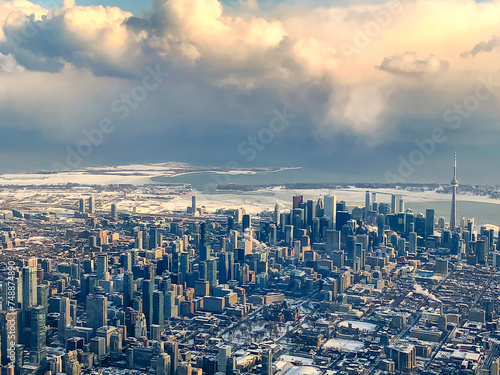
xmin=0 ymin=0 xmax=499 ymax=183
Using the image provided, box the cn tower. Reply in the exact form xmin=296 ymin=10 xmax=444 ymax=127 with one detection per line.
xmin=450 ymin=152 xmax=458 ymax=230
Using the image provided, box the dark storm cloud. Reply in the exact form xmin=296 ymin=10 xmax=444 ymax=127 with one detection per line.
xmin=0 ymin=0 xmax=499 ymax=183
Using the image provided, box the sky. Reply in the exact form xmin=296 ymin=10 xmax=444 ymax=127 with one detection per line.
xmin=0 ymin=0 xmax=500 ymax=184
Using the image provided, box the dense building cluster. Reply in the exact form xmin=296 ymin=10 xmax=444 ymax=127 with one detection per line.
xmin=1 ymin=180 xmax=500 ymax=375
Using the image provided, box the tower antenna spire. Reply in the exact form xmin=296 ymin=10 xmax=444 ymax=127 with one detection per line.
xmin=454 ymin=151 xmax=457 ymax=179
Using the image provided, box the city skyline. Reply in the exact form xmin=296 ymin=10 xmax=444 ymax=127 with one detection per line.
xmin=0 ymin=182 xmax=498 ymax=375
xmin=0 ymin=0 xmax=499 ymax=183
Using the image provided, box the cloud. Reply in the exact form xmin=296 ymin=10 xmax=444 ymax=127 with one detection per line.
xmin=377 ymin=52 xmax=449 ymax=76
xmin=0 ymin=0 xmax=47 ymax=40
xmin=0 ymin=2 xmax=142 ymax=76
xmin=0 ymin=0 xmax=499 ymax=180
xmin=0 ymin=52 xmax=24 ymax=73
xmin=461 ymin=35 xmax=500 ymax=58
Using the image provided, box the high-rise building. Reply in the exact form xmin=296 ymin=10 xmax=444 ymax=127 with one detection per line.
xmin=450 ymin=152 xmax=458 ymax=230
xmin=391 ymin=194 xmax=402 ymax=214
xmin=293 ymin=195 xmax=303 ymax=209
xmin=89 ymin=196 xmax=95 ymax=214
xmin=377 ymin=215 xmax=385 ymax=242
xmin=200 ymin=222 xmax=211 ymax=261
xmin=58 ymin=297 xmax=72 ymax=340
xmin=325 ymin=230 xmax=340 ymax=252
xmin=274 ymin=204 xmax=280 ymax=226
xmin=218 ymin=345 xmax=232 ymax=374
xmin=29 ymin=305 xmax=47 ymax=366
xmin=242 ymin=215 xmax=251 ymax=232
xmin=324 ymin=195 xmax=337 ymax=229
xmin=65 ymin=350 xmax=82 ymax=375
xmin=22 ymin=266 xmax=37 ymax=310
xmin=157 ymin=353 xmax=172 ymax=375
xmin=346 ymin=235 xmax=357 ymax=266
xmin=164 ymin=291 xmax=178 ymax=320
xmin=152 ymin=290 xmax=164 ymax=329
xmin=408 ymin=232 xmax=417 ymax=253
xmin=192 ymin=196 xmax=197 ymax=213
xmin=306 ymin=200 xmax=315 ymax=228
xmin=79 ymin=198 xmax=86 ymax=214
xmin=123 ymin=271 xmax=134 ymax=308
xmin=166 ymin=341 xmax=179 ymax=375
xmin=218 ymin=253 xmax=229 ymax=284
xmin=86 ymin=294 xmax=107 ymax=333
xmin=385 ymin=344 xmax=416 ymax=372
xmin=142 ymin=279 xmax=154 ymax=330
xmin=226 ymin=356 xmax=236 ymax=375
xmin=261 ymin=349 xmax=273 ymax=375
xmin=110 ymin=203 xmax=117 ymax=218
xmin=414 ymin=213 xmax=425 ymax=238
xmin=364 ymin=191 xmax=371 ymax=218
xmin=96 ymin=255 xmax=108 ymax=280
xmin=207 ymin=258 xmax=218 ymax=292
xmin=149 ymin=227 xmax=159 ymax=249
xmin=134 ymin=313 xmax=147 ymax=338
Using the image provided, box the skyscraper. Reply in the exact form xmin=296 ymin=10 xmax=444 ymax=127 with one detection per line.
xmin=157 ymin=353 xmax=172 ymax=375
xmin=22 ymin=266 xmax=37 ymax=310
xmin=88 ymin=196 xmax=95 ymax=214
xmin=96 ymin=255 xmax=108 ymax=280
xmin=86 ymin=294 xmax=107 ymax=333
xmin=123 ymin=271 xmax=134 ymax=308
xmin=218 ymin=252 xmax=229 ymax=284
xmin=242 ymin=215 xmax=251 ymax=232
xmin=261 ymin=349 xmax=273 ymax=375
xmin=207 ymin=258 xmax=218 ymax=292
xmin=58 ymin=297 xmax=72 ymax=340
xmin=110 ymin=203 xmax=117 ymax=218
xmin=192 ymin=195 xmax=197 ymax=213
xmin=142 ymin=279 xmax=154 ymax=330
xmin=218 ymin=345 xmax=232 ymax=374
xmin=425 ymin=209 xmax=435 ymax=238
xmin=274 ymin=204 xmax=280 ymax=226
xmin=152 ymin=290 xmax=165 ymax=329
xmin=324 ymin=195 xmax=337 ymax=229
xmin=166 ymin=341 xmax=179 ymax=375
xmin=79 ymin=198 xmax=86 ymax=214
xmin=364 ymin=191 xmax=371 ymax=218
xmin=29 ymin=305 xmax=47 ymax=366
xmin=292 ymin=195 xmax=303 ymax=209
xmin=200 ymin=222 xmax=211 ymax=261
xmin=149 ymin=226 xmax=159 ymax=249
xmin=450 ymin=152 xmax=458 ymax=230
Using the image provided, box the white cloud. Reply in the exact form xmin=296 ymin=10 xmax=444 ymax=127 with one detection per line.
xmin=378 ymin=52 xmax=449 ymax=76
xmin=0 ymin=0 xmax=499 ymax=148
xmin=0 ymin=52 xmax=24 ymax=73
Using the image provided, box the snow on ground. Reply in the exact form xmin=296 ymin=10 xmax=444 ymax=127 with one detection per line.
xmin=1 ymin=164 xmax=500 ymax=219
xmin=0 ymin=164 xmax=299 ymax=186
xmin=337 ymin=320 xmax=377 ymax=332
xmin=322 ymin=338 xmax=365 ymax=352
